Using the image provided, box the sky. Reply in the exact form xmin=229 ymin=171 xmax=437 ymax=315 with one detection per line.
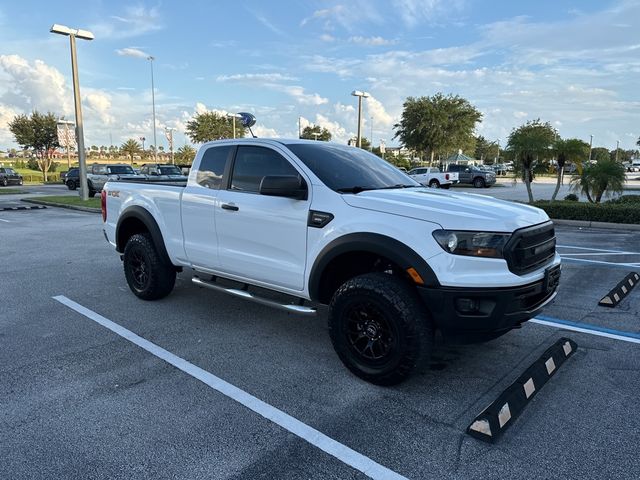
xmin=0 ymin=0 xmax=638 ymax=152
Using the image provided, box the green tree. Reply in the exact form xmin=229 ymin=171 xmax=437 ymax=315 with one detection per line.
xmin=300 ymin=125 xmax=332 ymax=141
xmin=185 ymin=111 xmax=247 ymax=143
xmin=590 ymin=147 xmax=609 ymax=162
xmin=359 ymin=137 xmax=371 ymax=150
xmin=394 ymin=93 xmax=482 ymax=163
xmin=8 ymin=111 xmax=60 ymax=181
xmin=176 ymin=145 xmax=197 ymax=165
xmin=571 ymin=158 xmax=626 ymax=203
xmin=506 ymin=119 xmax=557 ymax=203
xmin=609 ymin=148 xmax=631 ymax=163
xmin=551 ymin=138 xmax=590 ymax=201
xmin=121 ymin=139 xmax=142 ymax=165
xmin=474 ymin=136 xmax=499 ymax=163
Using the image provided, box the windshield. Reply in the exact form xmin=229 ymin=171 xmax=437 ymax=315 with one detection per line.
xmin=158 ymin=166 xmax=182 ymax=175
xmin=285 ymin=143 xmax=419 ymax=192
xmin=6 ymin=168 xmax=15 ymax=174
xmin=107 ymin=166 xmax=135 ymax=175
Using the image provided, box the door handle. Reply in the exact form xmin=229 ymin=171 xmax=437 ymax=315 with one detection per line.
xmin=221 ymin=203 xmax=239 ymax=211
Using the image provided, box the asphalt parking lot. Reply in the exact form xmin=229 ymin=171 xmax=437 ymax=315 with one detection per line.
xmin=2 ymin=206 xmax=640 ymax=479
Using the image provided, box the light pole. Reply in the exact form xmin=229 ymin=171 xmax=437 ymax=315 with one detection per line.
xmin=380 ymin=139 xmax=386 ymax=160
xmin=589 ymin=134 xmax=593 ymax=162
xmin=351 ymin=90 xmax=370 ymax=148
xmin=298 ymin=116 xmax=302 ymax=138
xmin=312 ymin=132 xmax=321 ymax=141
xmin=50 ymin=24 xmax=93 ymax=201
xmin=147 ymin=56 xmax=158 ymax=161
xmin=226 ymin=113 xmax=243 ymax=139
xmin=616 ymin=140 xmax=620 ymax=162
xmin=369 ymin=116 xmax=373 ymax=151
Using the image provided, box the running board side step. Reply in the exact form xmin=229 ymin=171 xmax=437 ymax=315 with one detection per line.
xmin=192 ymin=277 xmax=317 ymax=316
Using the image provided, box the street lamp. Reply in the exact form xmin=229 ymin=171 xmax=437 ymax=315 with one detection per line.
xmin=351 ymin=90 xmax=370 ymax=148
xmin=616 ymin=140 xmax=620 ymax=162
xmin=589 ymin=134 xmax=593 ymax=162
xmin=147 ymin=56 xmax=158 ymax=161
xmin=226 ymin=113 xmax=243 ymax=139
xmin=50 ymin=23 xmax=94 ymax=201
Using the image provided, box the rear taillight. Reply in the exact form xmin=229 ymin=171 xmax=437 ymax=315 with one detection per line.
xmin=101 ymin=190 xmax=107 ymax=222
xmin=445 ymin=173 xmax=450 ymax=180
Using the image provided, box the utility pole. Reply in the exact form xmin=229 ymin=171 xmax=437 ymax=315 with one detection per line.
xmin=148 ymin=56 xmax=158 ymax=161
xmin=351 ymin=90 xmax=370 ymax=148
xmin=589 ymin=134 xmax=593 ymax=162
xmin=616 ymin=140 xmax=620 ymax=162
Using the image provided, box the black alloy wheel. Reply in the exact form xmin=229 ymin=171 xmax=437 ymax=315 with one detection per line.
xmin=329 ymin=272 xmax=433 ymax=385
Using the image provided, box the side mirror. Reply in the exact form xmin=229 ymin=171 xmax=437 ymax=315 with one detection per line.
xmin=259 ymin=175 xmax=307 ymax=200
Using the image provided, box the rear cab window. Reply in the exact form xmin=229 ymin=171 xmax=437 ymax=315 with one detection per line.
xmin=197 ymin=145 xmax=234 ymax=189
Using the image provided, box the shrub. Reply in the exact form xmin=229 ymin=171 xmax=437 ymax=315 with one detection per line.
xmin=563 ymin=193 xmax=579 ymax=201
xmin=532 ymin=200 xmax=640 ymax=224
xmin=27 ymin=158 xmax=39 ymax=170
xmin=606 ymin=195 xmax=640 ymax=205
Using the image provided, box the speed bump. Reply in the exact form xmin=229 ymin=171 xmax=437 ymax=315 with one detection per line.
xmin=598 ymin=272 xmax=639 ymax=307
xmin=467 ymin=337 xmax=578 ymax=443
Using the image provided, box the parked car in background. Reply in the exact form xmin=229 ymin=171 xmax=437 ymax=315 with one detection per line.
xmin=87 ymin=164 xmax=142 ymax=197
xmin=0 ymin=167 xmax=23 ymax=186
xmin=446 ymin=164 xmax=496 ymax=188
xmin=64 ymin=168 xmax=80 ymax=190
xmin=624 ymin=160 xmax=640 ymax=172
xmin=139 ymin=163 xmax=188 ymax=181
xmin=408 ymin=167 xmax=458 ymax=188
xmin=493 ymin=164 xmax=508 ymax=176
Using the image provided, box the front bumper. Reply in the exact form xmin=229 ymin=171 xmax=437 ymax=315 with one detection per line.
xmin=417 ymin=265 xmax=559 ymax=343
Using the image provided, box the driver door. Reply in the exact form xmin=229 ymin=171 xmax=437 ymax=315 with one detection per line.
xmin=215 ymin=145 xmax=309 ymax=291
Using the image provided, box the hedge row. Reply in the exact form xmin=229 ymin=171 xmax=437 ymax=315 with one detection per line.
xmin=531 ymin=200 xmax=640 ymax=225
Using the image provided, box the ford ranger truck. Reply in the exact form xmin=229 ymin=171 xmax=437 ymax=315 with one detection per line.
xmin=102 ymin=139 xmax=561 ymax=385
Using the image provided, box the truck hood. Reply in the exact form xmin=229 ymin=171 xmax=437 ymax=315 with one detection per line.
xmin=341 ymin=187 xmax=549 ymax=231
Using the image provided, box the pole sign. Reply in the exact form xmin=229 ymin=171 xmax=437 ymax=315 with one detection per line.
xmin=57 ymin=122 xmax=76 ymax=149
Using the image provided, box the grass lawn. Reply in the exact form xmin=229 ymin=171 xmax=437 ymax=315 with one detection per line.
xmin=24 ymin=195 xmax=101 ymax=209
xmin=0 ymin=188 xmax=22 ymax=195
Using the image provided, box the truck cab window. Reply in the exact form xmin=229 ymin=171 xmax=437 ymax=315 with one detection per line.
xmin=197 ymin=145 xmax=233 ymax=189
xmin=231 ymin=146 xmax=299 ymax=193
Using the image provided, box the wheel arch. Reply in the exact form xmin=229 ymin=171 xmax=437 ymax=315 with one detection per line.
xmin=308 ymin=233 xmax=439 ymax=304
xmin=115 ymin=206 xmax=171 ymax=264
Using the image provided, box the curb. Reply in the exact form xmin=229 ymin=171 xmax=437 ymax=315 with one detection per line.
xmin=551 ymin=218 xmax=640 ymax=231
xmin=21 ymin=198 xmax=101 ymax=213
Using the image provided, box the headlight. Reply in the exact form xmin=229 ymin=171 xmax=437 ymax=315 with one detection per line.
xmin=432 ymin=230 xmax=511 ymax=258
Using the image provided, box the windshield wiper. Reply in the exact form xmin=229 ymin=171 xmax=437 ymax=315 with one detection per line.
xmin=375 ymin=184 xmax=420 ymax=190
xmin=336 ymin=186 xmax=374 ymax=194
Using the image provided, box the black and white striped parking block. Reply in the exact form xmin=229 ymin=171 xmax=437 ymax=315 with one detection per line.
xmin=467 ymin=337 xmax=578 ymax=443
xmin=598 ymin=272 xmax=640 ymax=308
xmin=0 ymin=205 xmax=47 ymax=211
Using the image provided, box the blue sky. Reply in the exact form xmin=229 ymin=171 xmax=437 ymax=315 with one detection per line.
xmin=0 ymin=0 xmax=638 ymax=152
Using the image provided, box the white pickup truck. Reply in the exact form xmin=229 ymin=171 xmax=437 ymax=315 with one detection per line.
xmin=102 ymin=139 xmax=561 ymax=385
xmin=408 ymin=167 xmax=458 ymax=189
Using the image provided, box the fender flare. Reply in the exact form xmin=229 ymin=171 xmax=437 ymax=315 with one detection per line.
xmin=308 ymin=233 xmax=440 ymax=302
xmin=115 ymin=206 xmax=170 ymax=263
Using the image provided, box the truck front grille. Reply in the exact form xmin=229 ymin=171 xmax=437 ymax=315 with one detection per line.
xmin=504 ymin=221 xmax=556 ymax=275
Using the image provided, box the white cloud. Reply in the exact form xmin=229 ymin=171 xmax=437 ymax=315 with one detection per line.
xmin=391 ymin=0 xmax=466 ymax=27
xmin=253 ymin=125 xmax=280 ymax=137
xmin=216 ymin=73 xmax=298 ymax=83
xmin=115 ymin=47 xmax=150 ymax=59
xmin=320 ymin=34 xmax=335 ymax=42
xmin=280 ymin=86 xmax=328 ymax=105
xmin=349 ymin=36 xmax=397 ymax=46
xmin=92 ymin=6 xmax=163 ymax=39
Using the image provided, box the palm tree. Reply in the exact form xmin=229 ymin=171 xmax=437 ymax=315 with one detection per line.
xmin=176 ymin=145 xmax=197 ymax=165
xmin=121 ymin=139 xmax=142 ymax=165
xmin=552 ymin=138 xmax=590 ymax=201
xmin=506 ymin=119 xmax=557 ymax=203
xmin=571 ymin=158 xmax=626 ymax=203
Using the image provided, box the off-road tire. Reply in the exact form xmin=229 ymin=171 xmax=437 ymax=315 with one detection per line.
xmin=328 ymin=272 xmax=433 ymax=385
xmin=1 ymin=177 xmax=7 ymax=187
xmin=123 ymin=233 xmax=176 ymax=300
xmin=428 ymin=179 xmax=440 ymax=188
xmin=473 ymin=177 xmax=485 ymax=188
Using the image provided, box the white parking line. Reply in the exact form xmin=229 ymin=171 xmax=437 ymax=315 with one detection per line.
xmin=0 ymin=218 xmax=9 ymax=223
xmin=561 ymin=252 xmax=638 ymax=256
xmin=53 ymin=295 xmax=407 ymax=480
xmin=560 ymin=257 xmax=640 ymax=268
xmin=531 ymin=317 xmax=640 ymax=345
xmin=557 ymin=244 xmax=640 ymax=255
